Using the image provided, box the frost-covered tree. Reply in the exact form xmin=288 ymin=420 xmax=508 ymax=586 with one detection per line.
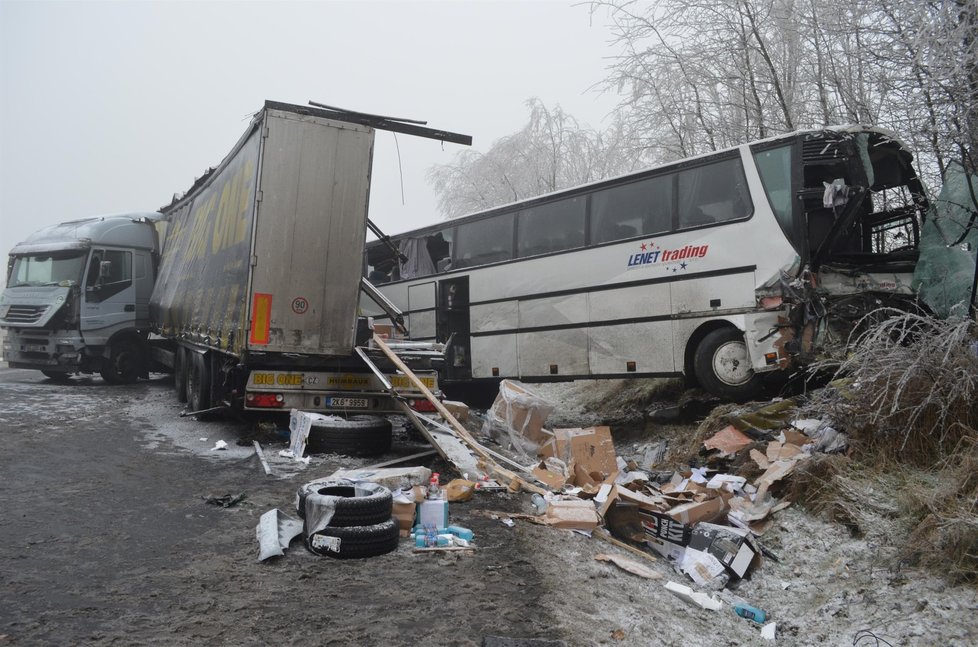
xmin=427 ymin=98 xmax=644 ymax=218
xmin=592 ymin=0 xmax=978 ymax=184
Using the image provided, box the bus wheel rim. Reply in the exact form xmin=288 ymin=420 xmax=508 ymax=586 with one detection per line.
xmin=713 ymin=340 xmax=752 ymax=386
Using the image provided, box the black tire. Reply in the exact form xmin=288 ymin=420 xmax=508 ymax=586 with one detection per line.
xmin=186 ymin=351 xmax=211 ymax=412
xmin=296 ymin=480 xmax=393 ymax=526
xmin=305 ymin=415 xmax=393 ymax=457
xmin=693 ymin=327 xmax=765 ymax=402
xmin=173 ymin=346 xmax=188 ymax=403
xmin=100 ymin=337 xmax=141 ymax=384
xmin=305 ymin=518 xmax=400 ymax=559
xmin=41 ymin=370 xmax=72 ymax=382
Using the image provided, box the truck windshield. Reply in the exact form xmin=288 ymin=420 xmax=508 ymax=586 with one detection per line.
xmin=8 ymin=251 xmax=87 ymax=287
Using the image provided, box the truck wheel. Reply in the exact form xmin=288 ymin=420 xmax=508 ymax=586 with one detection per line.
xmin=693 ymin=328 xmax=764 ymax=402
xmin=305 ymin=518 xmax=399 ymax=559
xmin=305 ymin=415 xmax=393 ymax=457
xmin=100 ymin=338 xmax=142 ymax=384
xmin=186 ymin=352 xmax=211 ymax=412
xmin=41 ymin=370 xmax=72 ymax=382
xmin=173 ymin=346 xmax=188 ymax=403
xmin=295 ymin=480 xmax=393 ymax=525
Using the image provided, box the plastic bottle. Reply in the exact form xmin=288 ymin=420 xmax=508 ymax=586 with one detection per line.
xmin=427 ymin=472 xmax=442 ymax=499
xmin=530 ymin=493 xmax=548 ymax=514
xmin=446 ymin=525 xmax=474 ymax=541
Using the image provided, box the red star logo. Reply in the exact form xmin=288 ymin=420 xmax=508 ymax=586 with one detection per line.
xmin=640 ymin=243 xmax=647 ymax=251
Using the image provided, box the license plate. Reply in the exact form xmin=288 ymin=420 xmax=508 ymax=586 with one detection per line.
xmin=326 ymin=397 xmax=369 ymax=409
xmin=24 ymin=344 xmax=46 ymax=352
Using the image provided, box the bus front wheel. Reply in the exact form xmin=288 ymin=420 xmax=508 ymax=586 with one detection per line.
xmin=693 ymin=328 xmax=764 ymax=402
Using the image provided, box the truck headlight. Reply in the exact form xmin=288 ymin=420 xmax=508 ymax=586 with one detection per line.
xmin=0 ymin=305 xmax=9 ymax=318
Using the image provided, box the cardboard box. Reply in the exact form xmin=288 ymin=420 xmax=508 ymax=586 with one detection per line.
xmin=417 ymin=499 xmax=449 ymax=528
xmin=666 ymin=496 xmax=727 ymax=525
xmin=544 ymin=498 xmax=600 ymax=531
xmin=532 ymin=461 xmax=569 ymax=490
xmin=639 ymin=509 xmax=693 ymax=546
xmin=540 ymin=427 xmax=618 ymax=481
xmin=687 ymin=522 xmax=760 ymax=579
xmin=393 ymin=501 xmax=417 ymax=534
xmin=442 ymin=400 xmax=470 ymax=423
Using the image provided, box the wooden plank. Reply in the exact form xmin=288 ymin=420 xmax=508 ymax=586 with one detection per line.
xmin=361 ymin=449 xmax=438 ymax=471
xmin=253 ymin=441 xmax=272 ymax=476
xmin=372 ymin=334 xmax=547 ymax=494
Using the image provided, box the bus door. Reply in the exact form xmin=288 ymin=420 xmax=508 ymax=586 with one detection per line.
xmin=437 ymin=276 xmax=471 ymax=380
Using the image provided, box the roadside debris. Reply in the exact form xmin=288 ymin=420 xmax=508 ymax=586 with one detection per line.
xmin=664 ymin=580 xmax=722 ymax=611
xmin=256 ymin=508 xmax=303 ymax=561
xmin=211 ymin=440 xmax=228 ymax=451
xmin=253 ymin=441 xmax=272 ymax=475
xmin=594 ymin=553 xmax=661 ymax=580
xmin=203 ymin=493 xmax=246 ymax=508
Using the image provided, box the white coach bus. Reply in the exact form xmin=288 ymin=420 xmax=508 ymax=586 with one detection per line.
xmin=362 ymin=126 xmax=928 ymax=402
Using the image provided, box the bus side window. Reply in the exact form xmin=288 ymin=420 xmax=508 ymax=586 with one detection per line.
xmin=591 ymin=174 xmax=672 ymax=244
xmin=454 ymin=213 xmax=514 ymax=269
xmin=678 ymin=158 xmax=752 ymax=229
xmin=517 ymin=196 xmax=586 ymax=258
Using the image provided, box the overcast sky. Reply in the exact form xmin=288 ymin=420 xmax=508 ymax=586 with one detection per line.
xmin=0 ymin=0 xmax=624 ymax=284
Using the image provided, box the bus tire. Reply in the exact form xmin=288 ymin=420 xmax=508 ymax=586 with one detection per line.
xmin=100 ymin=337 xmax=142 ymax=384
xmin=296 ymin=480 xmax=393 ymax=525
xmin=305 ymin=518 xmax=400 ymax=559
xmin=174 ymin=346 xmax=188 ymax=403
xmin=41 ymin=370 xmax=72 ymax=382
xmin=186 ymin=351 xmax=211 ymax=412
xmin=305 ymin=415 xmax=393 ymax=457
xmin=693 ymin=328 xmax=764 ymax=402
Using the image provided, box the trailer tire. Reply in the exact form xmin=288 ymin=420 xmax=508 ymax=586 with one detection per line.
xmin=305 ymin=415 xmax=393 ymax=457
xmin=41 ymin=370 xmax=72 ymax=382
xmin=186 ymin=351 xmax=211 ymax=412
xmin=305 ymin=518 xmax=399 ymax=559
xmin=174 ymin=346 xmax=188 ymax=403
xmin=100 ymin=337 xmax=142 ymax=384
xmin=693 ymin=327 xmax=764 ymax=403
xmin=295 ymin=480 xmax=393 ymax=525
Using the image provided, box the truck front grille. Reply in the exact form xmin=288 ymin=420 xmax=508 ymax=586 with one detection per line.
xmin=2 ymin=305 xmax=48 ymax=324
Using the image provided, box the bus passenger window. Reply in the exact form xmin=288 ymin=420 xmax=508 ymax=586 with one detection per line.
xmin=454 ymin=213 xmax=514 ymax=269
xmin=517 ymin=196 xmax=586 ymax=258
xmin=591 ymin=174 xmax=672 ymax=244
xmin=678 ymin=158 xmax=752 ymax=229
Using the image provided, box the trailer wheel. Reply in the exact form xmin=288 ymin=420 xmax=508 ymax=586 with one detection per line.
xmin=173 ymin=346 xmax=188 ymax=403
xmin=295 ymin=480 xmax=393 ymax=525
xmin=41 ymin=370 xmax=72 ymax=382
xmin=100 ymin=337 xmax=142 ymax=384
xmin=186 ymin=351 xmax=211 ymax=412
xmin=305 ymin=518 xmax=399 ymax=559
xmin=305 ymin=415 xmax=393 ymax=457
xmin=693 ymin=328 xmax=764 ymax=402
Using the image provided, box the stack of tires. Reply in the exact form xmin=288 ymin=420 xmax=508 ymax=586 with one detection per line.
xmin=296 ymin=480 xmax=400 ymax=559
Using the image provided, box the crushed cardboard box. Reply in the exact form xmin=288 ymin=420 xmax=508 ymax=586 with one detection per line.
xmin=688 ymin=522 xmax=761 ymax=579
xmin=540 ymin=426 xmax=618 ymax=482
xmin=543 ymin=498 xmax=600 ymax=531
xmin=482 ymin=380 xmax=555 ymax=458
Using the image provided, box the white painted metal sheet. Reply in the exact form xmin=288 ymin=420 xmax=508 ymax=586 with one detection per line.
xmin=471 ymin=334 xmax=517 ymax=377
xmin=588 ymin=321 xmax=675 ymax=374
xmin=470 ymin=301 xmax=517 ymax=334
xmin=518 ymin=329 xmax=589 ymax=376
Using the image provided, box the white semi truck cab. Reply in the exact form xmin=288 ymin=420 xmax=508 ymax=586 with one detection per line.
xmin=0 ymin=213 xmax=163 ymax=382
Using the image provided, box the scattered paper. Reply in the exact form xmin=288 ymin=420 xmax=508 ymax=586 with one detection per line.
xmin=761 ymin=622 xmax=777 ymax=640
xmin=664 ymin=581 xmax=722 ymax=611
xmin=211 ymin=440 xmax=228 ymax=451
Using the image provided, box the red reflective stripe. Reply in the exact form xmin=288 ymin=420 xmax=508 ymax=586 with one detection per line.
xmin=250 ymin=293 xmax=272 ymax=345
